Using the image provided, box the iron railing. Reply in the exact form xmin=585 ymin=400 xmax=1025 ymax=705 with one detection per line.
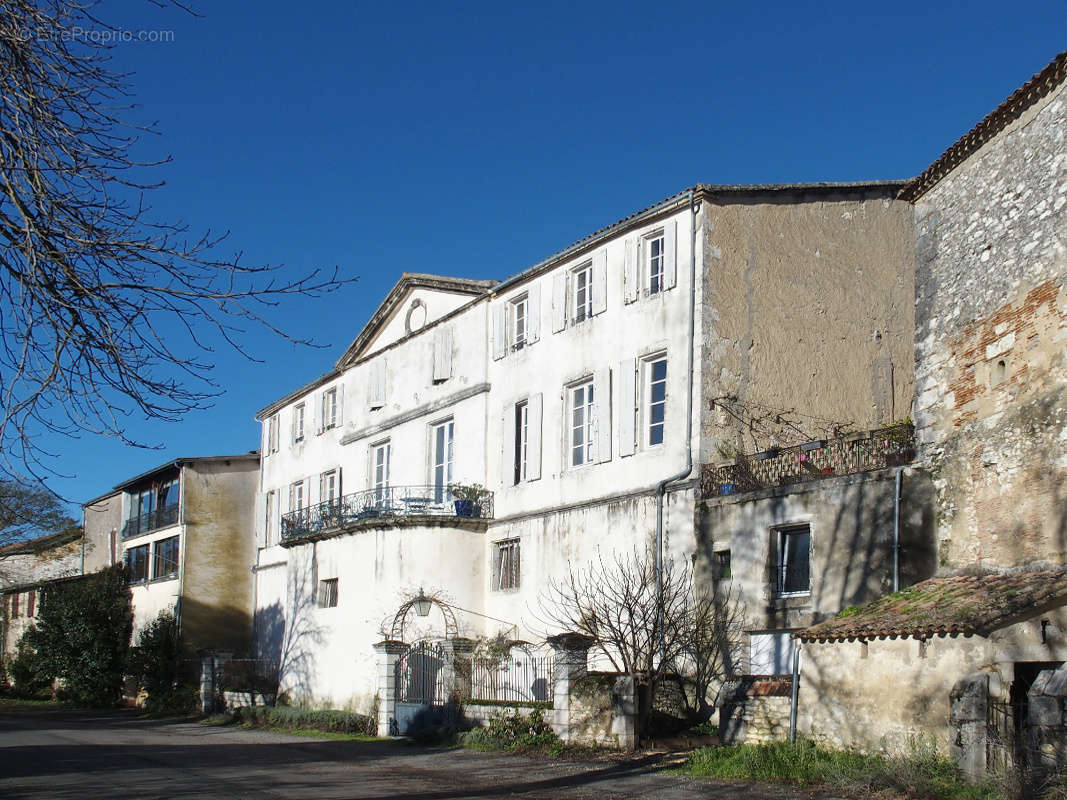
xmin=701 ymin=423 xmax=915 ymax=498
xmin=121 ymin=504 xmax=179 ymax=539
xmin=775 ymin=563 xmax=810 ymax=596
xmin=467 ymin=654 xmax=554 ymax=703
xmin=281 ymin=484 xmax=494 ymax=543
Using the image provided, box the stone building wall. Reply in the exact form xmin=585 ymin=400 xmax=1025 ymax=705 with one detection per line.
xmin=912 ymin=75 xmax=1067 ymax=568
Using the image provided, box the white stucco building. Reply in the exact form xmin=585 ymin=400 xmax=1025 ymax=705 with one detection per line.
xmin=253 ymin=181 xmax=915 ymax=712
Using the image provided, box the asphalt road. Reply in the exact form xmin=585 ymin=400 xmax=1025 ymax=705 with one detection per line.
xmin=0 ymin=706 xmax=833 ymax=799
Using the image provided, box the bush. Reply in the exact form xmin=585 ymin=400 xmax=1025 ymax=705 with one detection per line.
xmin=127 ymin=611 xmax=194 ymax=714
xmin=461 ymin=708 xmax=563 ymax=754
xmin=683 ymin=738 xmax=998 ymax=800
xmin=5 ymin=634 xmax=52 ymax=698
xmin=232 ymin=705 xmax=376 ymax=735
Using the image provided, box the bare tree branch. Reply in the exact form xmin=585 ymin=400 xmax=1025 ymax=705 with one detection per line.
xmin=0 ymin=0 xmax=356 ymax=483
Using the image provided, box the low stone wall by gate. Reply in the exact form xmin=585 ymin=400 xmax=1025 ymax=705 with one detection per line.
xmin=719 ymin=676 xmax=793 ymax=745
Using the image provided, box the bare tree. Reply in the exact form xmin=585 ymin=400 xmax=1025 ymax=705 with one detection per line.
xmin=0 ymin=1 xmax=354 ymax=481
xmin=0 ymin=477 xmax=80 ymax=583
xmin=535 ymin=547 xmax=745 ymax=737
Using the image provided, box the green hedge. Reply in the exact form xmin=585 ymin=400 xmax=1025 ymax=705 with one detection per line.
xmin=232 ymin=705 xmax=375 ymax=735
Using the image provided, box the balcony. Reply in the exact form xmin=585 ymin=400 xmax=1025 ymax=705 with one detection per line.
xmin=121 ymin=504 xmax=180 ymax=540
xmin=281 ymin=485 xmax=495 ymax=545
xmin=701 ymin=422 xmax=915 ymax=499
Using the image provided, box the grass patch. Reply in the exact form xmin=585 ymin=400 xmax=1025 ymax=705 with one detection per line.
xmin=679 ymin=738 xmax=999 ymax=800
xmin=0 ymin=697 xmax=69 ymax=711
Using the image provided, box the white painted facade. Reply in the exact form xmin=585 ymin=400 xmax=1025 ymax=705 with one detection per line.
xmin=254 ymin=198 xmax=704 ymax=711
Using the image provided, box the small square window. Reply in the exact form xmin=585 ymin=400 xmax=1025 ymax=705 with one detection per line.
xmin=318 ymin=578 xmax=338 ymax=608
xmin=775 ymin=525 xmax=810 ymax=597
xmin=571 ymin=262 xmax=593 ymax=324
xmin=493 ymin=539 xmax=520 ymax=591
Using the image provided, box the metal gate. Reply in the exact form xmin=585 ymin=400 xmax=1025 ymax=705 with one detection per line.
xmin=394 ymin=641 xmax=456 ymax=734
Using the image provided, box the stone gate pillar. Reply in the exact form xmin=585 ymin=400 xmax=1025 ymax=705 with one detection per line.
xmin=373 ymin=639 xmax=407 ymax=737
xmin=950 ymin=672 xmax=989 ymax=778
xmin=547 ymin=632 xmax=593 ymax=741
xmin=439 ymin=637 xmax=476 ymax=704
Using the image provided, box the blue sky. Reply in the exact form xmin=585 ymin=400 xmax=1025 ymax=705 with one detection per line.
xmin=44 ymin=0 xmax=1064 ymax=511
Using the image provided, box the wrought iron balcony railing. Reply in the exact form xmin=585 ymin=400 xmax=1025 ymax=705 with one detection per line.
xmin=121 ymin=504 xmax=179 ymax=540
xmin=281 ymin=484 xmax=494 ymax=544
xmin=701 ymin=422 xmax=915 ymax=499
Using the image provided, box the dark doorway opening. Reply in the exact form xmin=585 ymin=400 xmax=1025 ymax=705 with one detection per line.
xmin=1010 ymin=661 xmax=1063 ymax=768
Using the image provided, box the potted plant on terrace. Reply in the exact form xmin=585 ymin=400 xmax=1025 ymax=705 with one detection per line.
xmin=452 ymin=484 xmax=487 ymax=518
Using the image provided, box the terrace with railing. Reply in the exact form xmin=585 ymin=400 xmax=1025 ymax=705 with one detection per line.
xmin=701 ymin=422 xmax=915 ymax=499
xmin=121 ymin=504 xmax=179 ymax=540
xmin=281 ymin=484 xmax=495 ymax=545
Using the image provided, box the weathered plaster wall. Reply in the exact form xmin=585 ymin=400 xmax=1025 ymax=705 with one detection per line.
xmin=700 ymin=468 xmax=936 ymax=641
xmin=701 ymin=191 xmax=914 ymax=461
xmin=913 ymin=79 xmax=1067 ymax=568
xmin=181 ymin=459 xmax=258 ymax=655
xmin=799 ymin=606 xmax=1067 ymax=753
xmin=82 ymin=492 xmax=122 ymax=572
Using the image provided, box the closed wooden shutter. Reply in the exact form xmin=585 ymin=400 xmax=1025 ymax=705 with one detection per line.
xmin=593 ymin=367 xmax=611 ymax=463
xmin=526 ymin=284 xmax=541 ymax=344
xmin=623 ymin=238 xmax=639 ymax=303
xmin=591 ymin=249 xmax=608 ymax=316
xmin=527 ymin=393 xmax=543 ymax=481
xmin=664 ymin=219 xmax=677 ymax=289
xmin=551 ymin=272 xmax=567 ymax=333
xmin=618 ymin=358 xmax=637 ymax=457
xmin=492 ymin=304 xmax=507 ymax=360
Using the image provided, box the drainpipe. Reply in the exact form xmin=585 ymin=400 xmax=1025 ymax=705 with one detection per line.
xmin=655 ymin=189 xmax=699 ymax=665
xmin=789 ymin=641 xmax=802 ymax=742
xmin=893 ymin=466 xmax=903 ymax=593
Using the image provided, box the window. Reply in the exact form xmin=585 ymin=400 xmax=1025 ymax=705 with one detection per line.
xmin=320 ymin=469 xmax=339 ymax=506
xmin=318 ymin=578 xmax=338 ymax=608
xmin=265 ymin=490 xmax=276 ymax=546
xmin=715 ymin=550 xmax=732 ymax=580
xmin=493 ymin=539 xmax=520 ymax=591
xmin=514 ymin=401 xmax=529 ymax=484
xmin=322 ymin=387 xmax=339 ymax=431
xmin=267 ymin=414 xmax=280 ymax=454
xmin=127 ymin=544 xmax=149 ymax=584
xmin=569 ymin=379 xmax=596 ymax=467
xmin=511 ymin=294 xmax=528 ymax=351
xmin=645 ymin=356 xmax=667 ymax=446
xmin=571 ymin=262 xmax=593 ymax=324
xmin=372 ymin=442 xmax=390 ymax=501
xmin=290 ymin=480 xmax=306 ymax=513
xmin=432 ymin=420 xmax=454 ymax=502
xmin=293 ymin=403 xmax=306 ymax=443
xmin=153 ymin=535 xmax=180 ymax=581
xmin=775 ymin=525 xmax=811 ymax=596
xmin=645 ymin=230 xmax=665 ymax=295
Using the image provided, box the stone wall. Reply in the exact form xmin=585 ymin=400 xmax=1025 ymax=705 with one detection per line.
xmin=719 ymin=676 xmax=793 ymax=744
xmin=912 ymin=77 xmax=1067 ymax=568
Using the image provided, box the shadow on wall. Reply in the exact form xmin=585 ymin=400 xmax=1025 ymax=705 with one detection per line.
xmin=254 ymin=570 xmax=325 ymax=703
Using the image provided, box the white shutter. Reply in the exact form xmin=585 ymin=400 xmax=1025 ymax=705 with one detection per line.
xmin=526 ymin=283 xmax=541 ymax=344
xmin=593 ymin=367 xmax=611 ymax=463
xmin=623 ymin=238 xmax=638 ymax=304
xmin=434 ymin=326 xmax=453 ymax=380
xmin=368 ymin=360 xmax=386 ymax=409
xmin=551 ymin=272 xmax=567 ymax=333
xmin=492 ymin=304 xmax=507 ymax=360
xmin=335 ymin=384 xmax=344 ymax=426
xmin=254 ymin=491 xmax=267 ymax=548
xmin=262 ymin=420 xmax=269 ymax=455
xmin=314 ymin=393 xmax=323 ymax=435
xmin=664 ymin=219 xmax=677 ymax=289
xmin=502 ymin=408 xmax=516 ymax=487
xmin=618 ymin=358 xmax=637 ymax=457
xmin=591 ymin=249 xmax=608 ymax=316
xmin=527 ymin=392 xmax=543 ymax=481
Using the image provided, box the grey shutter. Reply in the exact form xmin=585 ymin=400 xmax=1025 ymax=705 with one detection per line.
xmin=593 ymin=367 xmax=611 ymax=463
xmin=526 ymin=283 xmax=541 ymax=344
xmin=254 ymin=491 xmax=267 ymax=548
xmin=551 ymin=272 xmax=567 ymax=333
xmin=502 ymin=407 xmax=516 ymax=487
xmin=664 ymin=219 xmax=677 ymax=289
xmin=527 ymin=392 xmax=543 ymax=481
xmin=368 ymin=360 xmax=386 ymax=409
xmin=492 ymin=303 xmax=507 ymax=360
xmin=591 ymin=249 xmax=608 ymax=316
xmin=434 ymin=326 xmax=453 ymax=380
xmin=623 ymin=238 xmax=638 ymax=304
xmin=618 ymin=358 xmax=637 ymax=457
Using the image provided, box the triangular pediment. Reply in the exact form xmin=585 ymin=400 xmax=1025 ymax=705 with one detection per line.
xmin=336 ymin=273 xmax=495 ymax=368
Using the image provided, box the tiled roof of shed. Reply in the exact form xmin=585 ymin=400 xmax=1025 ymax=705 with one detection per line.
xmin=899 ymin=50 xmax=1067 ymax=202
xmin=798 ymin=568 xmax=1067 ymax=643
